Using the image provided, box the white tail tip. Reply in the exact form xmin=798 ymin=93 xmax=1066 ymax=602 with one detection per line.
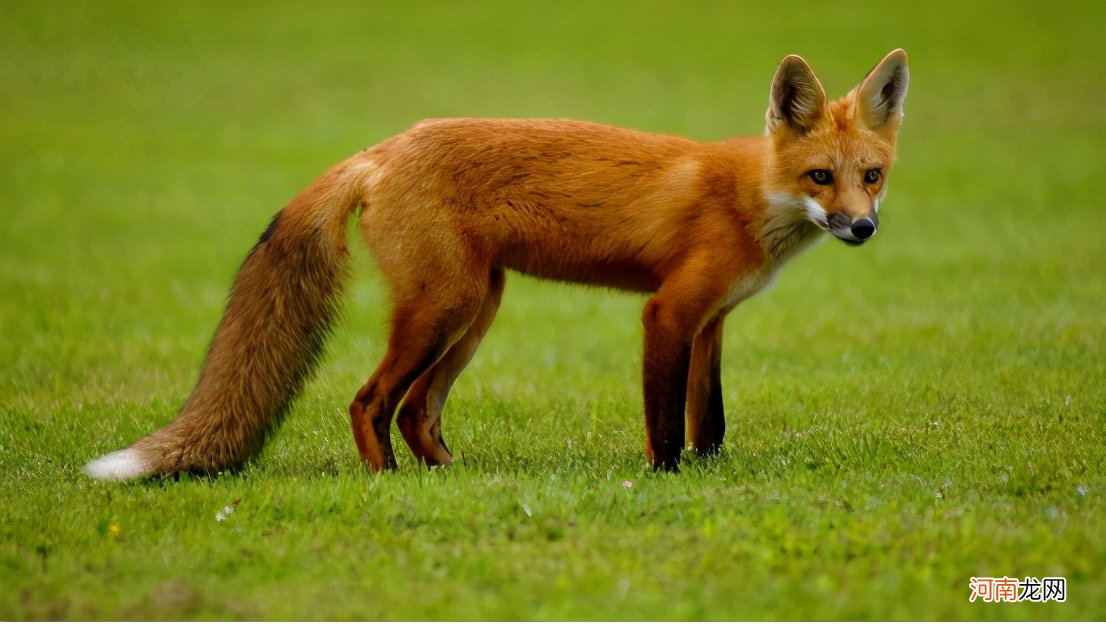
xmin=82 ymin=448 xmax=152 ymax=482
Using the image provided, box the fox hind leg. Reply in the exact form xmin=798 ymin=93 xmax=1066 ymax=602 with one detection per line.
xmin=397 ymin=268 xmax=505 ymax=467
xmin=348 ymin=272 xmax=489 ymax=471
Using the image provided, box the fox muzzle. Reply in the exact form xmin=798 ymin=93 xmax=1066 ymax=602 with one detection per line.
xmin=829 ymin=212 xmax=878 ymax=245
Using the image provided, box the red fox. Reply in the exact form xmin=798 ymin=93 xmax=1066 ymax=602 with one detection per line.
xmin=83 ymin=50 xmax=909 ymax=480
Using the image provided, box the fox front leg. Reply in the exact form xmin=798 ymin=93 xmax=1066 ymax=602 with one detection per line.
xmin=641 ymin=274 xmax=726 ymax=471
xmin=687 ymin=314 xmax=726 ymax=456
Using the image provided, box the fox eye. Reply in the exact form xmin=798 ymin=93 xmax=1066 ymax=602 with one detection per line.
xmin=864 ymin=168 xmax=882 ymax=184
xmin=808 ymin=169 xmax=833 ymax=185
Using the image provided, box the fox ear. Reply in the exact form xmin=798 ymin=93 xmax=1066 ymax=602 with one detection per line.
xmin=855 ymin=49 xmax=909 ymax=133
xmin=767 ymin=54 xmax=827 ymax=134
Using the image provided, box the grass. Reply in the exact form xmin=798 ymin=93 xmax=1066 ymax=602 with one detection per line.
xmin=2 ymin=0 xmax=1105 ymax=619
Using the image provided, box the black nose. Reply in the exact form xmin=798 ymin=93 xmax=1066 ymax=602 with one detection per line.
xmin=850 ymin=218 xmax=876 ymax=240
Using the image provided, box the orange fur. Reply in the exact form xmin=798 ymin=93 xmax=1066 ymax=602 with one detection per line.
xmin=84 ymin=50 xmax=909 ymax=479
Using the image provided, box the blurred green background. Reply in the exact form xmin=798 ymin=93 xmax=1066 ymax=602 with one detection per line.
xmin=2 ymin=0 xmax=1104 ymax=620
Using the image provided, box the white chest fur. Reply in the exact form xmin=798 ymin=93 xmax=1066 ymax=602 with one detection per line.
xmin=722 ymin=193 xmax=826 ymax=311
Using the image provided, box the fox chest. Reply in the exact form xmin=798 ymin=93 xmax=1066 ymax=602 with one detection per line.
xmin=720 ymin=222 xmax=825 ymax=311
xmin=721 ymin=267 xmax=778 ymax=312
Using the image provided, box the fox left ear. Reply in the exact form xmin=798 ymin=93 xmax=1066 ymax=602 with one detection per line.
xmin=855 ymin=49 xmax=910 ymax=134
xmin=767 ymin=54 xmax=827 ymax=134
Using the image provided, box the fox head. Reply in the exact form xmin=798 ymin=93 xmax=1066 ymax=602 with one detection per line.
xmin=765 ymin=49 xmax=909 ymax=246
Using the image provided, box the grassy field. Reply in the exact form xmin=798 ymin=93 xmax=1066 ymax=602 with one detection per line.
xmin=2 ymin=0 xmax=1105 ymax=620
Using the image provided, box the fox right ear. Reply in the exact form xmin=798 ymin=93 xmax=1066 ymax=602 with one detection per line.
xmin=767 ymin=54 xmax=827 ymax=134
xmin=855 ymin=49 xmax=910 ymax=134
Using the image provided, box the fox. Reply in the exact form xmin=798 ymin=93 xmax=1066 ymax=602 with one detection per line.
xmin=83 ymin=49 xmax=909 ymax=480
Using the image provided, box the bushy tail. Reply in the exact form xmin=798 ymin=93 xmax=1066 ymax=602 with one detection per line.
xmin=83 ymin=154 xmax=374 ymax=481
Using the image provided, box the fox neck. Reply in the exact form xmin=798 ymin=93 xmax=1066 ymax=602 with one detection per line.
xmin=759 ymin=192 xmax=826 ymax=266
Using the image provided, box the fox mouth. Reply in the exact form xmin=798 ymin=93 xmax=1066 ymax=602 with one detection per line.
xmin=832 ymin=230 xmax=869 ymax=246
xmin=808 ymin=218 xmax=869 ymax=246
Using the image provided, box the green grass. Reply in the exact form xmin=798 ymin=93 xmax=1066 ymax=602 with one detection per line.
xmin=2 ymin=0 xmax=1105 ymax=619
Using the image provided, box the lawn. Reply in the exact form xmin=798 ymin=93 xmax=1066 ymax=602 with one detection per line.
xmin=2 ymin=0 xmax=1104 ymax=620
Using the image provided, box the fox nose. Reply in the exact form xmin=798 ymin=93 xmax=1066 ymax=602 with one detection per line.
xmin=850 ymin=218 xmax=876 ymax=241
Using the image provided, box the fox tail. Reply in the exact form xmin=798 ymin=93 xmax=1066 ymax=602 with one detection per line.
xmin=83 ymin=153 xmax=374 ymax=481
